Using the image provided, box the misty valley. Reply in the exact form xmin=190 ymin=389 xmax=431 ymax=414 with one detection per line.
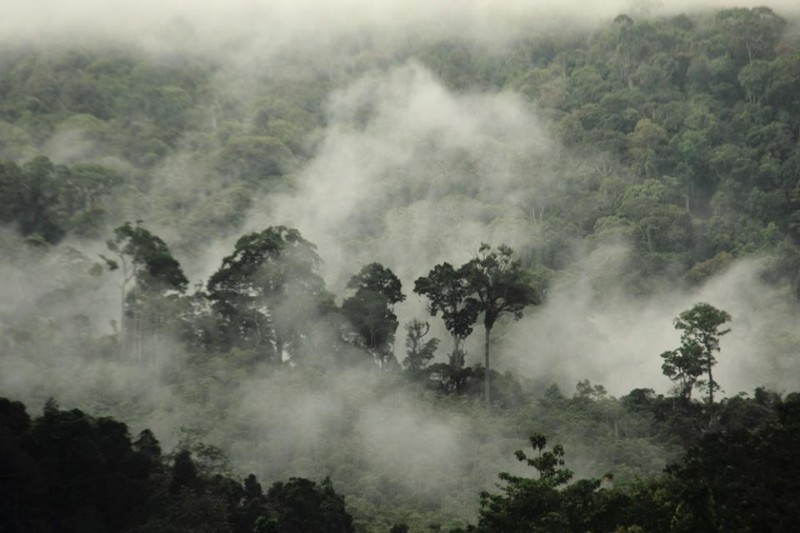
xmin=2 ymin=2 xmax=800 ymax=532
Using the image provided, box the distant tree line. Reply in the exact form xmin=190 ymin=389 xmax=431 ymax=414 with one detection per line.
xmin=1 ymin=7 xmax=800 ymax=295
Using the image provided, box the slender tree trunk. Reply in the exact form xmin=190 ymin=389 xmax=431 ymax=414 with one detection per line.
xmin=484 ymin=326 xmax=492 ymax=406
xmin=133 ymin=301 xmax=142 ymax=362
xmin=451 ymin=334 xmax=464 ymax=368
xmin=707 ymin=356 xmax=715 ymax=428
xmin=707 ymin=360 xmax=714 ymax=407
xmin=119 ymin=283 xmax=126 ymax=358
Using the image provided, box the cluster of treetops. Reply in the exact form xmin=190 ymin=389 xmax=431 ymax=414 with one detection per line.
xmin=96 ymin=221 xmax=539 ymax=407
xmin=2 ymin=385 xmax=799 ymax=531
xmin=1 ymin=7 xmax=800 ymax=294
xmin=89 ymin=219 xmax=749 ymax=409
xmin=3 ymin=5 xmax=800 ymax=530
xmin=3 ymin=219 xmax=799 ymax=531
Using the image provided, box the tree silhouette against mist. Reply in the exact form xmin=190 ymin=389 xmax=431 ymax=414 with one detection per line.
xmin=403 ymin=319 xmax=439 ymax=373
xmin=342 ymin=262 xmax=405 ymax=368
xmin=462 ymin=244 xmax=542 ymax=406
xmin=207 ymin=226 xmax=331 ymax=363
xmin=661 ymin=302 xmax=731 ymax=416
xmin=414 ymin=262 xmax=478 ymax=369
xmin=417 ymin=245 xmax=541 ymax=405
xmin=101 ymin=221 xmax=188 ymax=360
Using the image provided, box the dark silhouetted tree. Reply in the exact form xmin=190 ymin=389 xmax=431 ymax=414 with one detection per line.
xmin=462 ymin=244 xmax=542 ymax=405
xmin=341 ymin=263 xmax=405 ymax=368
xmin=207 ymin=226 xmax=331 ymax=362
xmin=414 ymin=262 xmax=478 ymax=369
xmin=101 ymin=221 xmax=188 ymax=360
xmin=661 ymin=303 xmax=731 ymax=409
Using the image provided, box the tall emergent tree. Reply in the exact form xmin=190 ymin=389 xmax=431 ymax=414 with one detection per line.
xmin=101 ymin=221 xmax=188 ymax=359
xmin=414 ymin=262 xmax=478 ymax=369
xmin=341 ymin=263 xmax=405 ymax=367
xmin=462 ymin=244 xmax=541 ymax=405
xmin=661 ymin=303 xmax=731 ymax=407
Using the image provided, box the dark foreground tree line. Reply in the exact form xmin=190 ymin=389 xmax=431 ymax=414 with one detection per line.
xmin=2 ymin=5 xmax=800 ymax=530
xmin=3 ymin=388 xmax=799 ymax=532
xmin=0 ymin=397 xmax=354 ymax=533
xmin=461 ymin=389 xmax=800 ymax=533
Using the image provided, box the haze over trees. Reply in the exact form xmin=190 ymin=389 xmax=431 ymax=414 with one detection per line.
xmin=1 ymin=2 xmax=800 ymax=531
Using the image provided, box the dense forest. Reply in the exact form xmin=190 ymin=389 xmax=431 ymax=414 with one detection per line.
xmin=2 ymin=2 xmax=800 ymax=531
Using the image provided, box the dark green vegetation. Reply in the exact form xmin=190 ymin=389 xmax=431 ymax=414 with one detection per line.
xmin=4 ymin=378 xmax=798 ymax=531
xmin=463 ymin=395 xmax=800 ymax=532
xmin=0 ymin=397 xmax=354 ymax=532
xmin=2 ymin=4 xmax=800 ymax=532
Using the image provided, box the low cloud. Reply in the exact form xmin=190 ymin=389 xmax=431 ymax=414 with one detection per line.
xmin=252 ymin=61 xmax=553 ymax=293
xmin=506 ymin=248 xmax=800 ymax=396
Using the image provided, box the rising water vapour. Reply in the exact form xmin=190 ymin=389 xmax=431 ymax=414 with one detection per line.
xmin=246 ymin=56 xmax=800 ymax=396
xmin=1 ymin=1 xmax=800 ymax=530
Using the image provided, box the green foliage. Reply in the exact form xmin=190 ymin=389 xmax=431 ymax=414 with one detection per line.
xmin=661 ymin=303 xmax=732 ymax=407
xmin=462 ymin=244 xmax=543 ymax=331
xmin=207 ymin=226 xmax=332 ymax=363
xmin=0 ymin=397 xmax=356 ymax=533
xmin=403 ymin=320 xmax=439 ymax=373
xmin=0 ymin=157 xmax=65 ymax=243
xmin=0 ymin=6 xmax=798 ymax=289
xmin=2 ymin=7 xmax=800 ymax=531
xmin=463 ymin=244 xmax=542 ymax=404
xmin=342 ymin=263 xmax=405 ymax=367
xmin=662 ymin=393 xmax=800 ymax=532
xmin=414 ymin=262 xmax=478 ymax=367
xmin=100 ymin=222 xmax=189 ymax=360
xmin=105 ymin=221 xmax=188 ymax=294
xmin=475 ymin=434 xmax=573 ymax=532
xmin=255 ymin=477 xmax=355 ymax=533
xmin=0 ymin=156 xmax=122 ymax=243
xmin=462 ymin=392 xmax=800 ymax=531
xmin=216 ymin=135 xmax=296 ymax=186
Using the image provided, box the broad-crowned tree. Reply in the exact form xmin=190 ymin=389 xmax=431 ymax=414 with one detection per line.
xmin=254 ymin=477 xmax=354 ymax=533
xmin=661 ymin=302 xmax=731 ymax=410
xmin=414 ymin=262 xmax=478 ymax=369
xmin=477 ymin=434 xmax=573 ymax=532
xmin=462 ymin=244 xmax=542 ymax=406
xmin=341 ymin=263 xmax=405 ymax=368
xmin=207 ymin=226 xmax=331 ymax=363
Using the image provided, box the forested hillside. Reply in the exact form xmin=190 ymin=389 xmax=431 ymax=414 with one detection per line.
xmin=2 ymin=3 xmax=800 ymax=531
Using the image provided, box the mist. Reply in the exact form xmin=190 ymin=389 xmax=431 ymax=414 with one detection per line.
xmin=2 ymin=0 xmax=800 ymax=529
xmin=4 ymin=1 xmax=800 ymax=53
xmin=244 ymin=56 xmax=800 ymax=396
